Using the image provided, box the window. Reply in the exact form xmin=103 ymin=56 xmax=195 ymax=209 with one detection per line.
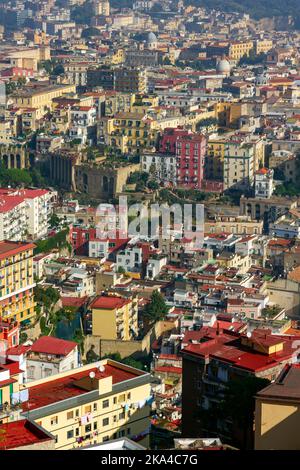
xmin=93 ymin=422 xmax=97 ymax=430
xmin=119 ymin=412 xmax=125 ymax=420
xmin=51 ymin=416 xmax=58 ymax=426
xmin=85 ymin=424 xmax=92 ymax=433
xmin=84 ymin=405 xmax=91 ymax=413
xmin=75 ymin=428 xmax=79 ymax=437
xmin=67 ymin=430 xmax=74 ymax=439
xmin=93 ymin=403 xmax=97 ymax=412
xmin=118 ymin=394 xmax=125 ymax=403
xmin=103 ymin=436 xmax=110 ymax=442
xmin=75 ymin=409 xmax=79 ymax=417
xmin=103 ymin=418 xmax=109 ymax=426
xmin=102 ymin=399 xmax=109 ymax=408
xmin=67 ymin=411 xmax=74 ymax=420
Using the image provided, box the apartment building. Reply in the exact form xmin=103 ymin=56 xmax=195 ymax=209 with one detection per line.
xmin=0 ymin=195 xmax=27 ymax=241
xmin=22 ymin=359 xmax=151 ymax=449
xmin=255 ymin=168 xmax=274 ymax=199
xmin=90 ymin=295 xmax=138 ymax=341
xmin=0 ymin=241 xmax=36 ymax=325
xmin=116 ymin=246 xmax=143 ymax=274
xmin=206 ymin=138 xmax=226 ymax=181
xmin=176 ymin=133 xmax=206 ymax=189
xmin=141 ymin=153 xmax=177 ymax=185
xmin=70 ymin=105 xmax=97 ymax=145
xmin=223 ymin=141 xmax=254 ymax=191
xmin=181 ymin=328 xmax=300 ymax=447
xmin=115 ymin=67 xmax=147 ymax=94
xmin=0 ymin=188 xmax=57 ymax=241
xmin=11 ymin=83 xmax=76 ymax=119
xmin=108 ymin=112 xmax=157 ymax=154
xmin=64 ymin=61 xmax=95 ymax=87
xmin=228 ymin=41 xmax=254 ymax=60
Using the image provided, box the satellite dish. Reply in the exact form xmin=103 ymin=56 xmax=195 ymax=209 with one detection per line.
xmin=89 ymin=371 xmax=96 ymax=379
xmin=99 ymin=365 xmax=105 ymax=373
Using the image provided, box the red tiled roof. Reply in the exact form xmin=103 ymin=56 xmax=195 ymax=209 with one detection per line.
xmin=30 ymin=336 xmax=77 ymax=356
xmin=0 ymin=377 xmax=17 ymax=388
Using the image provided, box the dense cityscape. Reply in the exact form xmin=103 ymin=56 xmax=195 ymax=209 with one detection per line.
xmin=0 ymin=0 xmax=300 ymax=454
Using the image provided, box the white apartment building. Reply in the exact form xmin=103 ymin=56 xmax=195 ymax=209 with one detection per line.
xmin=0 ymin=196 xmax=27 ymax=241
xmin=116 ymin=246 xmax=143 ymax=273
xmin=0 ymin=188 xmax=57 ymax=241
xmin=255 ymin=168 xmax=274 ymax=199
xmin=141 ymin=153 xmax=177 ymax=185
xmin=89 ymin=239 xmax=110 ymax=259
xmin=70 ymin=105 xmax=97 ymax=144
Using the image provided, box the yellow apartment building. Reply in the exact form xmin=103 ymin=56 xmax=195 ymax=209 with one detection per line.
xmin=255 ymin=39 xmax=273 ymax=55
xmin=255 ymin=364 xmax=300 ymax=450
xmin=229 ymin=41 xmax=254 ymax=60
xmin=0 ymin=241 xmax=36 ymax=325
xmin=11 ymin=84 xmax=76 ymax=119
xmin=91 ymin=295 xmax=138 ymax=340
xmin=22 ymin=359 xmax=152 ymax=449
xmin=108 ymin=112 xmax=158 ymax=155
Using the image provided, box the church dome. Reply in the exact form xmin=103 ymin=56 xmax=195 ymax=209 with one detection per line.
xmin=216 ymin=59 xmax=231 ymax=74
xmin=147 ymin=32 xmax=157 ymax=45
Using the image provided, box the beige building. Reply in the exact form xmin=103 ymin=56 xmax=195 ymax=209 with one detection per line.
xmin=7 ymin=46 xmax=50 ymax=71
xmin=223 ymin=141 xmax=255 ymax=191
xmin=91 ymin=295 xmax=138 ymax=340
xmin=255 ymin=365 xmax=300 ymax=450
xmin=11 ymin=84 xmax=76 ymax=119
xmin=205 ymin=216 xmax=263 ymax=235
xmin=22 ymin=359 xmax=151 ymax=449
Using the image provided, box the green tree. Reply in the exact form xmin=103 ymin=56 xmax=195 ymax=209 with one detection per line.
xmin=49 ymin=212 xmax=60 ymax=228
xmin=73 ymin=328 xmax=85 ymax=355
xmin=143 ymin=291 xmax=169 ymax=323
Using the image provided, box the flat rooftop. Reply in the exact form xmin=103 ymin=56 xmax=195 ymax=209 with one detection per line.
xmin=23 ymin=362 xmax=146 ymax=411
xmin=0 ymin=241 xmax=35 ymax=260
xmin=256 ymin=365 xmax=300 ymax=401
xmin=0 ymin=419 xmax=53 ymax=450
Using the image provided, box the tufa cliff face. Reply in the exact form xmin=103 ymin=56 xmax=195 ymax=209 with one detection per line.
xmin=257 ymin=16 xmax=296 ymax=31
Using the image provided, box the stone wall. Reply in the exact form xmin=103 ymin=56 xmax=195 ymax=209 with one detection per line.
xmin=84 ymin=319 xmax=176 ymax=360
